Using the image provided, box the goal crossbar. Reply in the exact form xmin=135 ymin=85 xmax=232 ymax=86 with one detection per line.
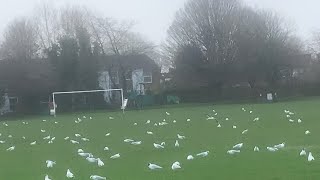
xmin=51 ymin=89 xmax=124 ymax=116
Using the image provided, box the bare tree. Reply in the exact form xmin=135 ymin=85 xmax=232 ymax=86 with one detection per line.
xmin=0 ymin=17 xmax=38 ymax=60
xmin=33 ymin=2 xmax=60 ymax=52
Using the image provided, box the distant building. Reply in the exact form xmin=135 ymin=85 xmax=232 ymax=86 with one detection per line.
xmin=98 ymin=54 xmax=161 ymax=102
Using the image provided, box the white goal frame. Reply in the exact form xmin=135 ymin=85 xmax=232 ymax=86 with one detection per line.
xmin=51 ymin=89 xmax=124 ymax=116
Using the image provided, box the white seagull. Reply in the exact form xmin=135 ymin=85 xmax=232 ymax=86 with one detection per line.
xmin=171 ymin=161 xmax=181 ymax=170
xmin=6 ymin=146 xmax=15 ymax=151
xmin=148 ymin=163 xmax=163 ymax=170
xmin=196 ymin=151 xmax=209 ymax=157
xmin=90 ymin=175 xmax=107 ymax=180
xmin=274 ymin=142 xmax=285 ymax=149
xmin=78 ymin=149 xmax=84 ymax=153
xmin=43 ymin=135 xmax=51 ymax=140
xmin=308 ymin=152 xmax=315 ymax=162
xmin=227 ymin=150 xmax=241 ymax=155
xmin=124 ymin=139 xmax=134 ymax=143
xmin=131 ymin=141 xmax=142 ymax=145
xmin=97 ymin=158 xmax=104 ymax=167
xmin=253 ymin=117 xmax=260 ymax=122
xmin=175 ymin=140 xmax=179 ymax=147
xmin=45 ymin=175 xmax=52 ymax=180
xmin=147 ymin=131 xmax=153 ymax=135
xmin=233 ymin=143 xmax=243 ymax=149
xmin=103 ymin=147 xmax=109 ymax=151
xmin=153 ymin=143 xmax=164 ymax=149
xmin=254 ymin=146 xmax=260 ymax=152
xmin=30 ymin=141 xmax=36 ymax=145
xmin=187 ymin=155 xmax=194 ymax=160
xmin=81 ymin=138 xmax=90 ymax=141
xmin=300 ymin=149 xmax=307 ymax=156
xmin=242 ymin=129 xmax=248 ymax=134
xmin=46 ymin=160 xmax=56 ymax=168
xmin=66 ymin=169 xmax=74 ymax=178
xmin=86 ymin=157 xmax=98 ymax=163
xmin=305 ymin=130 xmax=311 ymax=135
xmin=110 ymin=153 xmax=120 ymax=159
xmin=70 ymin=140 xmax=79 ymax=144
xmin=166 ymin=112 xmax=170 ymax=115
xmin=177 ymin=134 xmax=186 ymax=139
xmin=267 ymin=147 xmax=278 ymax=152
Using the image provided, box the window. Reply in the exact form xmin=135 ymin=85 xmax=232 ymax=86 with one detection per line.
xmin=143 ymin=71 xmax=152 ymax=83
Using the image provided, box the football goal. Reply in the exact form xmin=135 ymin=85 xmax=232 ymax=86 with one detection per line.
xmin=51 ymin=89 xmax=125 ymax=116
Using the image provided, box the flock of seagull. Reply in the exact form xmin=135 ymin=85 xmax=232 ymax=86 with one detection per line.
xmin=0 ymin=105 xmax=315 ymax=179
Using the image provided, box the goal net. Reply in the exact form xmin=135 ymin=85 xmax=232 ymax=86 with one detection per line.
xmin=51 ymin=89 xmax=124 ymax=115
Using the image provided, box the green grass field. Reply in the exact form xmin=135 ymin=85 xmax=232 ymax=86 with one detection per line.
xmin=1 ymin=98 xmax=320 ymax=180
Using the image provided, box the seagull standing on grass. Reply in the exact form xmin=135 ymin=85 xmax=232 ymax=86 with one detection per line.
xmin=46 ymin=160 xmax=56 ymax=168
xmin=86 ymin=157 xmax=98 ymax=163
xmin=154 ymin=143 xmax=164 ymax=149
xmin=242 ymin=129 xmax=248 ymax=134
xmin=131 ymin=141 xmax=142 ymax=145
xmin=196 ymin=151 xmax=209 ymax=157
xmin=97 ymin=158 xmax=104 ymax=167
xmin=187 ymin=155 xmax=194 ymax=160
xmin=148 ymin=163 xmax=163 ymax=170
xmin=300 ymin=149 xmax=307 ymax=156
xmin=6 ymin=146 xmax=15 ymax=151
xmin=90 ymin=175 xmax=107 ymax=180
xmin=124 ymin=139 xmax=134 ymax=143
xmin=110 ymin=153 xmax=120 ymax=159
xmin=274 ymin=142 xmax=285 ymax=149
xmin=175 ymin=140 xmax=179 ymax=147
xmin=254 ymin=146 xmax=260 ymax=152
xmin=177 ymin=134 xmax=185 ymax=139
xmin=267 ymin=147 xmax=278 ymax=152
xmin=233 ymin=143 xmax=243 ymax=149
xmin=45 ymin=175 xmax=52 ymax=180
xmin=66 ymin=169 xmax=74 ymax=178
xmin=171 ymin=161 xmax=181 ymax=170
xmin=70 ymin=140 xmax=79 ymax=144
xmin=30 ymin=141 xmax=36 ymax=145
xmin=308 ymin=152 xmax=315 ymax=162
xmin=227 ymin=150 xmax=241 ymax=155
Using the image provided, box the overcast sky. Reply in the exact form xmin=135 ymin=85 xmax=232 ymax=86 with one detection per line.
xmin=0 ymin=0 xmax=319 ymax=44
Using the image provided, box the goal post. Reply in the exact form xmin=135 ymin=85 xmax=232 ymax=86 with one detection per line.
xmin=51 ymin=89 xmax=124 ymax=116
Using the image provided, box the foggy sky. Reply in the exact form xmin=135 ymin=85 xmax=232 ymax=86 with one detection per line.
xmin=0 ymin=0 xmax=319 ymax=44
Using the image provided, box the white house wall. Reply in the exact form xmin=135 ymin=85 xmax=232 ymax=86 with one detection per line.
xmin=0 ymin=93 xmax=10 ymax=115
xmin=98 ymin=71 xmax=112 ymax=103
xmin=132 ymin=69 xmax=144 ymax=95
